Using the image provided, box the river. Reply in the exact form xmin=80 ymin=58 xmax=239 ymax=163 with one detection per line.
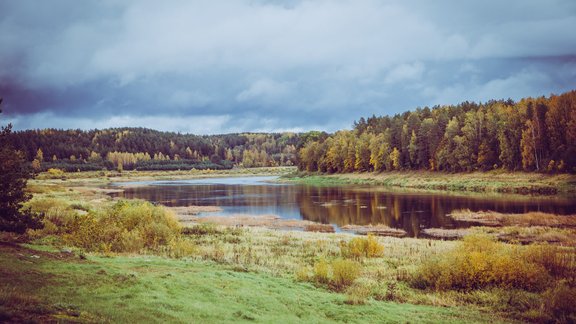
xmin=110 ymin=176 xmax=576 ymax=237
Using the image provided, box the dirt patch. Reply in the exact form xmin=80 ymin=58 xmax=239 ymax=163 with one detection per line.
xmin=0 ymin=242 xmax=83 ymax=262
xmin=340 ymin=224 xmax=407 ymax=237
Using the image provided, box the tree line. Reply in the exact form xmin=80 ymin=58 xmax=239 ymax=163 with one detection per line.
xmin=6 ymin=128 xmax=300 ymax=171
xmin=298 ymin=90 xmax=576 ymax=173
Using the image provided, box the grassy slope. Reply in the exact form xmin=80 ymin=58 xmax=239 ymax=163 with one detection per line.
xmin=284 ymin=170 xmax=576 ymax=195
xmin=0 ymin=243 xmax=495 ymax=323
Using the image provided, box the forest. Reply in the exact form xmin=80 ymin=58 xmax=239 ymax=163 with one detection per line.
xmin=6 ymin=128 xmax=300 ymax=172
xmin=6 ymin=90 xmax=576 ymax=174
xmin=298 ymin=90 xmax=576 ymax=174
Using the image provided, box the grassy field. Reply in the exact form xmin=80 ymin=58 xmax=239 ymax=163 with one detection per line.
xmin=283 ymin=170 xmax=576 ymax=195
xmin=0 ymin=242 xmax=497 ymax=323
xmin=36 ymin=166 xmax=295 ymax=183
xmin=1 ymin=168 xmax=575 ymax=322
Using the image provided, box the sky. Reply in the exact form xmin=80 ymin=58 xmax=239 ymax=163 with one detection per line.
xmin=1 ymin=0 xmax=575 ymax=134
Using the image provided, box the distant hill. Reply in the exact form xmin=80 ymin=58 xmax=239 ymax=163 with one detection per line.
xmin=6 ymin=128 xmax=304 ymax=171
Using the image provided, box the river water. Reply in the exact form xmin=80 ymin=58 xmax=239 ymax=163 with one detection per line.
xmin=110 ymin=176 xmax=576 ymax=237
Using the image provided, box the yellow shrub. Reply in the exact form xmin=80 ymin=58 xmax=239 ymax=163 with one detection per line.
xmin=332 ymin=259 xmax=361 ymax=289
xmin=341 ymin=235 xmax=384 ymax=260
xmin=365 ymin=235 xmax=385 ymax=257
xmin=34 ymin=200 xmax=183 ymax=253
xmin=27 ymin=198 xmax=78 ymax=236
xmin=295 ymin=265 xmax=311 ymax=282
xmin=118 ymin=229 xmax=146 ymax=253
xmin=542 ymin=280 xmax=576 ymax=322
xmin=168 ymin=238 xmax=197 ymax=258
xmin=345 ymin=282 xmax=371 ymax=305
xmin=313 ymin=259 xmax=330 ymax=284
xmin=524 ymin=244 xmax=576 ymax=282
xmin=412 ymin=234 xmax=550 ymax=291
xmin=44 ymin=168 xmax=65 ymax=179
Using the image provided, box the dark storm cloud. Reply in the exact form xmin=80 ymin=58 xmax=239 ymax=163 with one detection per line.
xmin=1 ymin=0 xmax=575 ymax=134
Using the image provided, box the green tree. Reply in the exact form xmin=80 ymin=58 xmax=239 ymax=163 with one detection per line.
xmin=354 ymin=132 xmax=371 ymax=171
xmin=0 ymin=100 xmax=43 ymax=233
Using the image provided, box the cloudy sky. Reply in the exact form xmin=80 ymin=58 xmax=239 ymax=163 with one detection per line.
xmin=1 ymin=0 xmax=575 ymax=134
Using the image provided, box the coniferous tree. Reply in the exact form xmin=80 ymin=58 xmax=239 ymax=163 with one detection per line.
xmin=0 ymin=100 xmax=43 ymax=233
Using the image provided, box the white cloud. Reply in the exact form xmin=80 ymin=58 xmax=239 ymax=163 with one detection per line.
xmin=384 ymin=62 xmax=425 ymax=84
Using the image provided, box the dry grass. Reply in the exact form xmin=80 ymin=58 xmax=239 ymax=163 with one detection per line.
xmin=340 ymin=224 xmax=407 ymax=237
xmin=168 ymin=206 xmax=222 ymax=221
xmin=421 ymin=228 xmax=472 ymax=240
xmin=182 ymin=213 xmax=333 ymax=231
xmin=289 ymin=170 xmax=576 ymax=194
xmin=411 ymin=235 xmax=569 ymax=292
xmin=422 ymin=226 xmax=576 ymax=246
xmin=304 ymin=224 xmax=335 ymax=233
xmin=36 ymin=166 xmax=296 ymax=182
xmin=449 ymin=209 xmax=576 ymax=227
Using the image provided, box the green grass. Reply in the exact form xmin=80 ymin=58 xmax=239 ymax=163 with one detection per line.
xmin=36 ymin=166 xmax=296 ymax=182
xmin=283 ymin=170 xmax=576 ymax=195
xmin=0 ymin=243 xmax=498 ymax=323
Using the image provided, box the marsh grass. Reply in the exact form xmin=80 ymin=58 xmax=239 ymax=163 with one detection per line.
xmin=411 ymin=235 xmax=576 ymax=293
xmin=36 ymin=166 xmax=296 ymax=181
xmin=450 ymin=209 xmax=576 ymax=227
xmin=285 ymin=170 xmax=576 ymax=195
xmin=28 ymin=198 xmax=182 ymax=253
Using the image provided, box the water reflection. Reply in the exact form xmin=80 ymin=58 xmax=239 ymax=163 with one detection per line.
xmin=110 ymin=178 xmax=576 ymax=237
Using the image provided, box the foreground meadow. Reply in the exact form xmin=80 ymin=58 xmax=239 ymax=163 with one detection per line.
xmin=1 ymin=170 xmax=575 ymax=323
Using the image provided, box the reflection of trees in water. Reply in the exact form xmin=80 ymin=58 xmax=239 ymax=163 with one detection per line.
xmin=116 ymin=184 xmax=298 ymax=208
xmin=296 ymin=187 xmax=452 ymax=236
xmin=296 ymin=186 xmax=576 ymax=236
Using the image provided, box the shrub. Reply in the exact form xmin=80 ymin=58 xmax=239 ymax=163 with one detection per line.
xmin=295 ymin=265 xmax=311 ymax=282
xmin=340 ymin=235 xmax=384 ymax=260
xmin=411 ymin=235 xmax=550 ymax=291
xmin=332 ymin=259 xmax=361 ymax=289
xmin=524 ymin=244 xmax=576 ymax=284
xmin=365 ymin=235 xmax=385 ymax=257
xmin=27 ymin=198 xmax=77 ymax=236
xmin=345 ymin=282 xmax=371 ymax=305
xmin=182 ymin=223 xmax=220 ymax=236
xmin=168 ymin=238 xmax=197 ymax=258
xmin=32 ymin=200 xmax=182 ymax=253
xmin=313 ymin=259 xmax=330 ymax=284
xmin=45 ymin=168 xmax=65 ymax=178
xmin=542 ymin=281 xmax=576 ymax=323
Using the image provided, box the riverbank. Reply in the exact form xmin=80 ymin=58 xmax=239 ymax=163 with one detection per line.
xmin=34 ymin=166 xmax=295 ymax=185
xmin=283 ymin=170 xmax=576 ymax=195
